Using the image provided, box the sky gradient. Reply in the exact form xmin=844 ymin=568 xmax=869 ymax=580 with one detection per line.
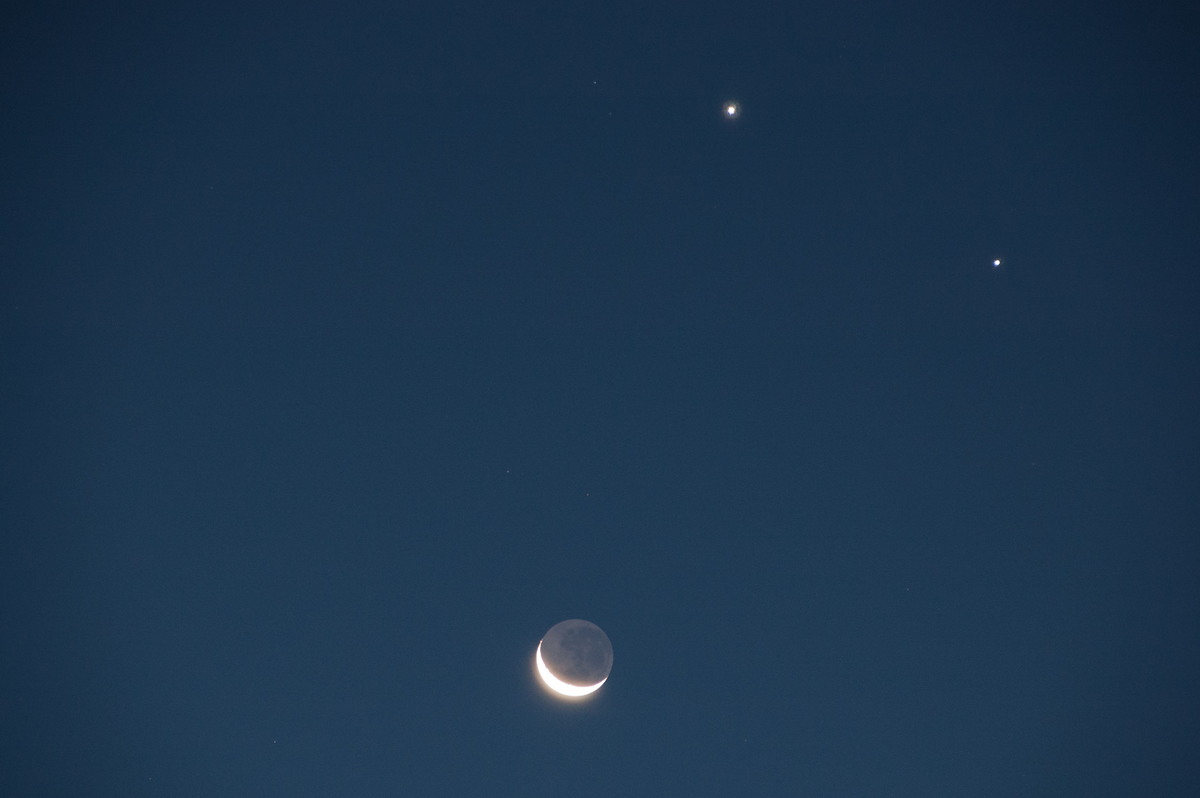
xmin=3 ymin=1 xmax=1199 ymax=795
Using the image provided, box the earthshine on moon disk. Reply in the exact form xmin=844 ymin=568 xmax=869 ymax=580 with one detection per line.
xmin=535 ymin=619 xmax=613 ymax=699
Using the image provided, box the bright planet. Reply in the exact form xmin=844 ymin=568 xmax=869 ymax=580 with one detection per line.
xmin=534 ymin=619 xmax=613 ymax=699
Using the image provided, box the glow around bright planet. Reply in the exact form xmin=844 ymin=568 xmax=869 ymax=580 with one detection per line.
xmin=534 ymin=619 xmax=613 ymax=699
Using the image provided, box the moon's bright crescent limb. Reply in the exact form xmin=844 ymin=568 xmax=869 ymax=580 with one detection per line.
xmin=536 ymin=642 xmax=607 ymax=697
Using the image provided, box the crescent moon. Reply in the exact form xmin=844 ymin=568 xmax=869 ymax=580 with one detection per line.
xmin=536 ymin=642 xmax=606 ymax=697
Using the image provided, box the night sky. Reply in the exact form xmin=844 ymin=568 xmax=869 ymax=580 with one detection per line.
xmin=3 ymin=1 xmax=1199 ymax=795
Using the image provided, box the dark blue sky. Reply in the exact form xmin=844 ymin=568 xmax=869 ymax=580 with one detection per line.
xmin=3 ymin=1 xmax=1198 ymax=795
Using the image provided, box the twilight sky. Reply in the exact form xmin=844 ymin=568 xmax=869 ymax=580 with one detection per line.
xmin=3 ymin=1 xmax=1199 ymax=795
